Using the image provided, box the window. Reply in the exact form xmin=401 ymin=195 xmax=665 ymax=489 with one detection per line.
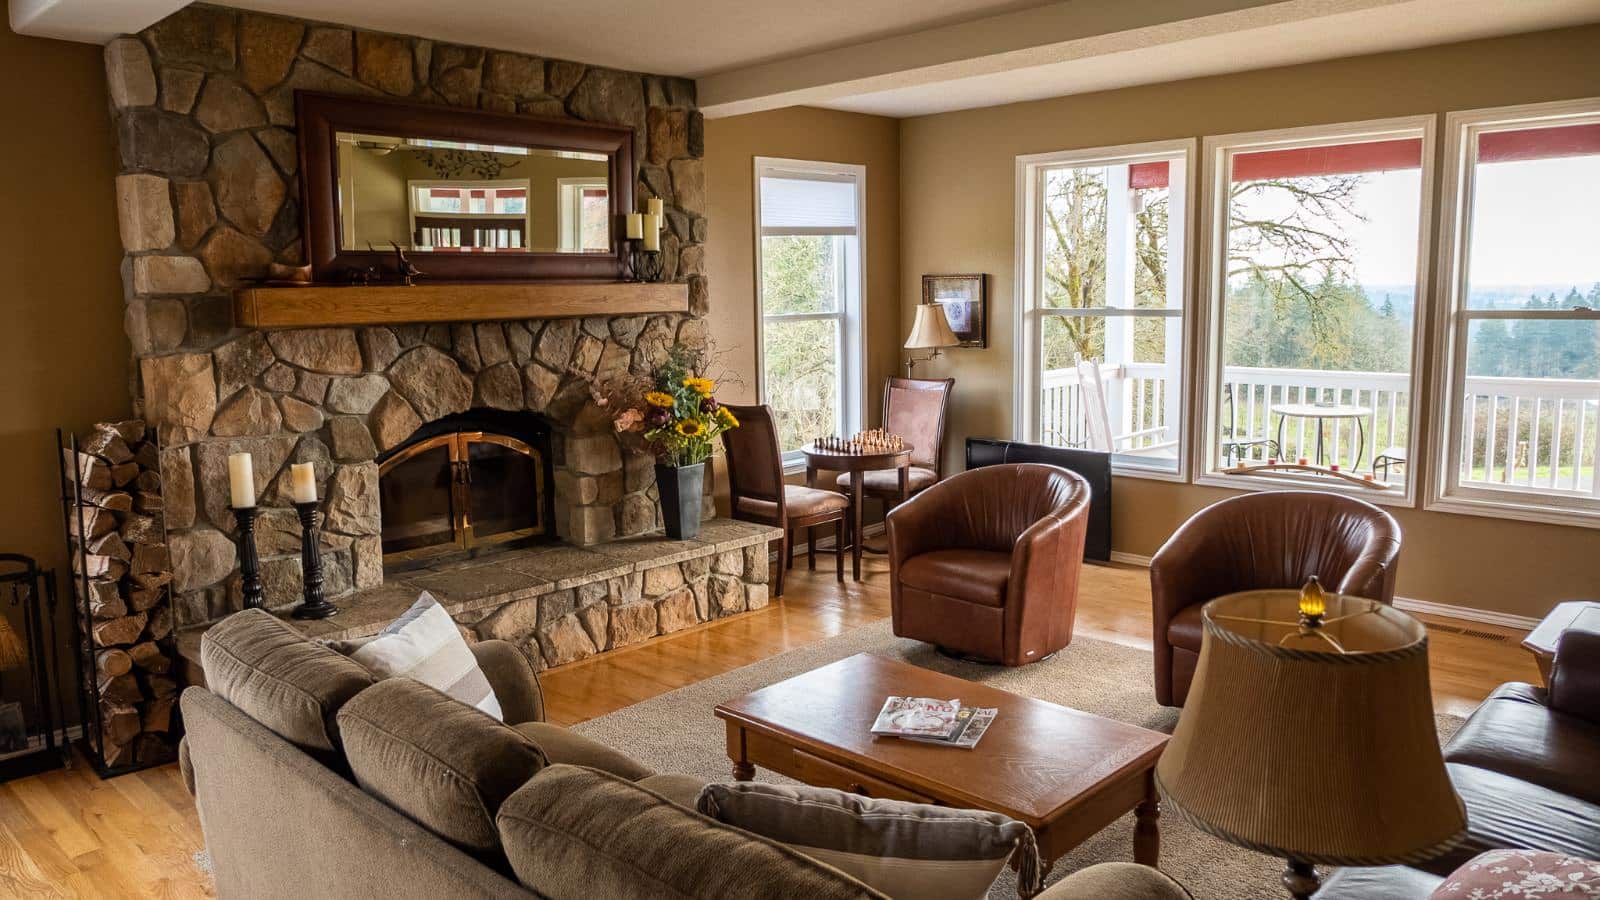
xmin=1016 ymin=141 xmax=1194 ymax=478
xmin=408 ymin=180 xmax=531 ymax=250
xmin=755 ymin=159 xmax=866 ymax=460
xmin=557 ymin=178 xmax=609 ymax=252
xmin=1430 ymin=100 xmax=1600 ymax=526
xmin=1199 ymin=118 xmax=1433 ymax=502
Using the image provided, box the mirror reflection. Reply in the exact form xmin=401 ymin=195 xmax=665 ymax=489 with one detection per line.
xmin=336 ymin=131 xmax=612 ymax=254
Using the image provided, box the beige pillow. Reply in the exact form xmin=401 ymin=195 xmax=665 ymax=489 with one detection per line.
xmin=496 ymin=765 xmax=882 ymax=900
xmin=200 ymin=608 xmax=376 ymax=765
xmin=337 ymin=677 xmax=546 ymax=860
xmin=696 ymin=781 xmax=1043 ymax=900
xmin=341 ymin=592 xmax=503 ymax=720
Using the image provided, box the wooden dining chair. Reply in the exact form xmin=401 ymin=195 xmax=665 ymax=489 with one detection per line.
xmin=721 ymin=404 xmax=848 ymax=597
xmin=836 ymin=377 xmax=954 ymax=510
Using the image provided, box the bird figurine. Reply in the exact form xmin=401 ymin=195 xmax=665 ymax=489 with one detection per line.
xmin=390 ymin=242 xmax=424 ymax=286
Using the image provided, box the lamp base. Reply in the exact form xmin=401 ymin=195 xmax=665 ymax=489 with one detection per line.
xmin=1282 ymin=860 xmax=1320 ymax=900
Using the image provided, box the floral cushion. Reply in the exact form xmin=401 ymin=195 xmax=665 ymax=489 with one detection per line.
xmin=1432 ymin=849 xmax=1600 ymax=898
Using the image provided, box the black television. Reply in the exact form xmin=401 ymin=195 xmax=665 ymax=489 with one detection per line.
xmin=964 ymin=438 xmax=1112 ymax=562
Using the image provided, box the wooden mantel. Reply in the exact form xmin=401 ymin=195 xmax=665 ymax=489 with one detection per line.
xmin=233 ymin=281 xmax=688 ymax=328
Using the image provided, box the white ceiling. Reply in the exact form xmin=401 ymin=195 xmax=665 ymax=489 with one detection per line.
xmin=11 ymin=0 xmax=1600 ymax=120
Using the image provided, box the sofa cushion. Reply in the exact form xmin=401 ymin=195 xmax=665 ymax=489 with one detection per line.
xmin=1312 ymin=866 xmax=1442 ymax=900
xmin=898 ymin=550 xmax=1011 ymax=608
xmin=337 ymin=678 xmax=547 ymax=861
xmin=1431 ymin=849 xmax=1600 ymax=898
xmin=1418 ymin=764 xmax=1600 ymax=876
xmin=1444 ymin=682 xmax=1600 ymax=805
xmin=200 ymin=608 xmax=376 ymax=764
xmin=496 ymin=765 xmax=883 ymax=900
xmin=1047 ymin=863 xmax=1194 ymax=900
xmin=512 ymin=721 xmax=653 ymax=781
xmin=696 ymin=781 xmax=1042 ymax=900
xmin=637 ymin=773 xmax=712 ymax=809
xmin=343 ymin=592 xmax=503 ymax=721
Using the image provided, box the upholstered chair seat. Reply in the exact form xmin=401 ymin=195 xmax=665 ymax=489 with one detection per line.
xmin=835 ymin=466 xmax=938 ymax=494
xmin=888 ymin=464 xmax=1091 ymax=666
xmin=734 ymin=484 xmax=851 ymax=521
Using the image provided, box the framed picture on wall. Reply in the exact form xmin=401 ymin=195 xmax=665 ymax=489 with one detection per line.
xmin=922 ymin=274 xmax=987 ymax=348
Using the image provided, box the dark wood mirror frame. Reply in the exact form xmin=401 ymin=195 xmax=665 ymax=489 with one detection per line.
xmin=296 ymin=91 xmax=634 ymax=283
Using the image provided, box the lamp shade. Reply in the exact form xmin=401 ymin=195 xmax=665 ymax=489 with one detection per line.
xmin=904 ymin=303 xmax=959 ymax=350
xmin=1154 ymin=590 xmax=1466 ymax=867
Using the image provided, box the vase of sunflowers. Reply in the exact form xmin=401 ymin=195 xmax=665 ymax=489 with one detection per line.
xmin=612 ymin=347 xmax=739 ymax=539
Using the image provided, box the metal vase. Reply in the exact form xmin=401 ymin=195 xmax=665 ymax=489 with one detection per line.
xmin=654 ymin=462 xmax=705 ymax=540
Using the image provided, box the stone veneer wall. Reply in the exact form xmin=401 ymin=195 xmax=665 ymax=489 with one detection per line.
xmin=101 ymin=4 xmax=710 ymax=630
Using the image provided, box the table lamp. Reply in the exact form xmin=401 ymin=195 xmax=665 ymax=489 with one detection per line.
xmin=1154 ymin=581 xmax=1466 ymax=899
xmin=903 ymin=301 xmax=958 ymax=376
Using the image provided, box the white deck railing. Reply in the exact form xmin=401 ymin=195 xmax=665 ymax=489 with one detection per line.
xmin=1040 ymin=364 xmax=1599 ymax=493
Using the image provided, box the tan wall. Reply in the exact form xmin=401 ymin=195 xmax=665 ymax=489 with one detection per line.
xmin=0 ymin=9 xmax=129 ymax=587
xmin=704 ymin=106 xmax=902 ymax=507
xmin=898 ymin=25 xmax=1600 ymax=619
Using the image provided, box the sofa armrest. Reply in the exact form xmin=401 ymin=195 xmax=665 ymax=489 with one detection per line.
xmin=470 ymin=640 xmax=544 ymax=724
xmin=1549 ymin=628 xmax=1600 ymax=725
xmin=1035 ymin=862 xmax=1193 ymax=899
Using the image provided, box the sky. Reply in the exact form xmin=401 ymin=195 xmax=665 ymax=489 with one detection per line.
xmin=1233 ymin=153 xmax=1600 ymax=290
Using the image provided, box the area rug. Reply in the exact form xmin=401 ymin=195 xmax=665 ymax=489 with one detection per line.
xmin=574 ymin=621 xmax=1465 ymax=899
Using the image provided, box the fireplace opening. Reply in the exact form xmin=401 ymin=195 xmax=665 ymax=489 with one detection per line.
xmin=376 ymin=409 xmax=557 ymax=571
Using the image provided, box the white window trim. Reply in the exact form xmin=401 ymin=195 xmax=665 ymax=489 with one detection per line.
xmin=407 ymin=178 xmax=533 ymax=249
xmin=752 ymin=157 xmax=868 ymax=471
xmin=1424 ymin=97 xmax=1600 ymax=529
xmin=1192 ymin=115 xmax=1436 ymax=509
xmin=1013 ymin=138 xmax=1198 ymax=483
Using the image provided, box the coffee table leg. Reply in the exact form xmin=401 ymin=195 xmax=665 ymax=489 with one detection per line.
xmin=1134 ymin=770 xmax=1161 ymax=866
xmin=732 ymin=760 xmax=755 ymax=781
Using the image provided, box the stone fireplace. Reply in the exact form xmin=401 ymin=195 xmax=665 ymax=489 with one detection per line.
xmin=103 ymin=4 xmax=732 ymax=644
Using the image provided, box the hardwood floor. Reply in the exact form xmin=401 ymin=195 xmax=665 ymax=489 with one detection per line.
xmin=0 ymin=555 xmax=1538 ymax=897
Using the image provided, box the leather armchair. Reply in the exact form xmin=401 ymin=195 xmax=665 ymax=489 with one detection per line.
xmin=887 ymin=464 xmax=1091 ymax=666
xmin=1150 ymin=491 xmax=1400 ymax=707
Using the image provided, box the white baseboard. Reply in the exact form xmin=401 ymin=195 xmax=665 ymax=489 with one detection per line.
xmin=1393 ymin=597 xmax=1539 ymax=631
xmin=1099 ymin=551 xmax=1537 ymax=631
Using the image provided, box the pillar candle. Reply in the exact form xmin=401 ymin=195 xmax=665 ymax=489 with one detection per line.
xmin=642 ymin=214 xmax=661 ymax=251
xmin=626 ymin=213 xmax=643 ymax=239
xmin=290 ymin=463 xmax=317 ymax=504
xmin=228 ymin=453 xmax=255 ymax=508
xmin=646 ymin=197 xmax=664 ymax=219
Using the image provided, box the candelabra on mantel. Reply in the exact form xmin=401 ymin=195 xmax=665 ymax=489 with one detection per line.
xmin=227 ymin=453 xmax=265 ymax=610
xmin=624 ymin=197 xmax=666 ymax=283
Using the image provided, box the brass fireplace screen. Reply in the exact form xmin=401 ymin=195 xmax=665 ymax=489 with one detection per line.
xmin=377 ymin=412 xmax=555 ymax=568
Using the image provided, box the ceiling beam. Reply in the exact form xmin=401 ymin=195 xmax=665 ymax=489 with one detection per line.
xmin=9 ymin=0 xmax=186 ymax=44
xmin=696 ymin=0 xmax=1408 ymax=118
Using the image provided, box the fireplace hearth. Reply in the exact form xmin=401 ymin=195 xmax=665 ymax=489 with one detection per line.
xmin=378 ymin=410 xmax=556 ymax=571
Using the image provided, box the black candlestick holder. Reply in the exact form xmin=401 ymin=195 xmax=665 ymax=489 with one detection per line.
xmin=631 ymin=244 xmax=664 ymax=283
xmin=290 ymin=501 xmax=338 ymax=620
xmin=232 ymin=506 xmax=264 ymax=610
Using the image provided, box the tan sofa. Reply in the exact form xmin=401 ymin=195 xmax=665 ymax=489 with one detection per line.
xmin=181 ymin=610 xmax=1190 ymax=899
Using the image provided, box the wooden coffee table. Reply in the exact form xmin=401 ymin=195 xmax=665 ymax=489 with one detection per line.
xmin=713 ymin=653 xmax=1168 ymax=870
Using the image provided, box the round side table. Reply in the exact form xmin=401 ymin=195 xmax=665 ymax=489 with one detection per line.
xmin=801 ymin=443 xmax=913 ymax=581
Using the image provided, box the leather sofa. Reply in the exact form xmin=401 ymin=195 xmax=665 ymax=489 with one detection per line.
xmin=1314 ymin=627 xmax=1600 ymax=896
xmin=182 ymin=609 xmax=1190 ymax=899
xmin=1149 ymin=491 xmax=1400 ymax=706
xmin=887 ymin=463 xmax=1091 ymax=666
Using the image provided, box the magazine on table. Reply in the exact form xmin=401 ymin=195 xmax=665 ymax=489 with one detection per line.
xmin=870 ymin=697 xmax=998 ymax=749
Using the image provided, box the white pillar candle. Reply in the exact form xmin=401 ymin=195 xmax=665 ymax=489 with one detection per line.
xmin=642 ymin=214 xmax=660 ymax=251
xmin=290 ymin=463 xmax=318 ymax=504
xmin=227 ymin=453 xmax=255 ymax=508
xmin=646 ymin=197 xmax=664 ymax=219
xmin=626 ymin=212 xmax=643 ymax=239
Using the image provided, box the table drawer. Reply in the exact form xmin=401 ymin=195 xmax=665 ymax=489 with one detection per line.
xmin=786 ymin=747 xmax=934 ymax=804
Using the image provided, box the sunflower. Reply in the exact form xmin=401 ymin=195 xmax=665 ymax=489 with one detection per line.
xmin=682 ymin=376 xmax=716 ymax=397
xmin=676 ymin=419 xmax=705 ymax=437
xmin=644 ymin=390 xmax=675 ymax=408
xmin=716 ymin=407 xmax=739 ymax=429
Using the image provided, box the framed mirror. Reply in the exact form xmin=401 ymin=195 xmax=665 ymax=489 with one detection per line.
xmin=297 ymin=92 xmax=634 ymax=282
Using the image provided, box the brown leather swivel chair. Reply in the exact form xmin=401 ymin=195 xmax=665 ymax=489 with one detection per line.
xmin=836 ymin=377 xmax=954 ymax=506
xmin=887 ymin=464 xmax=1091 ymax=666
xmin=1150 ymin=491 xmax=1401 ymax=707
xmin=721 ymin=404 xmax=848 ymax=598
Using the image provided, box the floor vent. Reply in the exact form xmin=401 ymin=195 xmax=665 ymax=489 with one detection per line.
xmin=1427 ymin=622 xmax=1508 ymax=642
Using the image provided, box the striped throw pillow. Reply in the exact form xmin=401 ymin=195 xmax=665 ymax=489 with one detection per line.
xmin=348 ymin=592 xmax=504 ymax=721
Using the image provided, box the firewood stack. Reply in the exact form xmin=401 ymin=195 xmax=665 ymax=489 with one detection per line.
xmin=62 ymin=419 xmax=179 ymax=771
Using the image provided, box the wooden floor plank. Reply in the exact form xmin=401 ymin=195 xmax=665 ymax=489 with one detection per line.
xmin=0 ymin=556 xmax=1532 ymax=896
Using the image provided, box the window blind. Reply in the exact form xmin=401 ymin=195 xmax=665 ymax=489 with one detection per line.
xmin=760 ymin=173 xmax=859 ymax=232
